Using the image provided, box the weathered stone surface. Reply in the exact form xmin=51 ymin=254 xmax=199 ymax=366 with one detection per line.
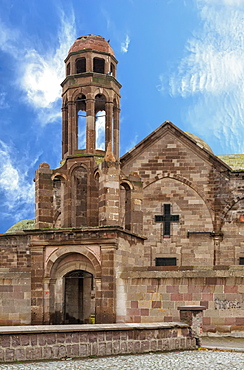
xmin=0 ymin=324 xmax=195 ymax=362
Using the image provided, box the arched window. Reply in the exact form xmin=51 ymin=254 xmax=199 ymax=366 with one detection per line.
xmin=93 ymin=58 xmax=105 ymax=74
xmin=75 ymin=95 xmax=86 ymax=149
xmin=95 ymin=94 xmax=106 ymax=150
xmin=120 ymin=182 xmax=131 ymax=230
xmin=66 ymin=62 xmax=70 ymax=76
xmin=76 ymin=58 xmax=86 ymax=74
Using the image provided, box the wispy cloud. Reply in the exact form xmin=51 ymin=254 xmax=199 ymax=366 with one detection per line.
xmin=121 ymin=35 xmax=130 ymax=53
xmin=159 ymin=0 xmax=244 ymax=154
xmin=0 ymin=92 xmax=8 ymax=109
xmin=0 ymin=11 xmax=76 ymax=124
xmin=198 ymin=0 xmax=244 ymax=6
xmin=0 ymin=140 xmax=36 ymax=224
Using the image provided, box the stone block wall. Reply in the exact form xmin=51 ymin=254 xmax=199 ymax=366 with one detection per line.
xmin=121 ymin=268 xmax=244 ymax=335
xmin=0 ymin=323 xmax=196 ymax=363
xmin=120 ymin=126 xmax=244 ymax=268
xmin=0 ymin=235 xmax=31 ymax=325
xmin=0 ymin=271 xmax=31 ymax=325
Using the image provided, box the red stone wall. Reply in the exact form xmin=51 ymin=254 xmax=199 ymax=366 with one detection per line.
xmin=0 ymin=236 xmax=31 ymax=325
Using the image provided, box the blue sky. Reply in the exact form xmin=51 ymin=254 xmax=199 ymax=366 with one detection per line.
xmin=0 ymin=0 xmax=243 ymax=233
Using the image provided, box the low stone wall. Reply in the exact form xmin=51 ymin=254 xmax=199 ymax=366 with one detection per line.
xmin=0 ymin=322 xmax=197 ymax=363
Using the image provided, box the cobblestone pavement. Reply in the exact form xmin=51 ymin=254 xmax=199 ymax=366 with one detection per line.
xmin=0 ymin=350 xmax=244 ymax=370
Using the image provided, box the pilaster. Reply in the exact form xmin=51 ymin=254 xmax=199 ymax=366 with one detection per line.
xmin=31 ymin=246 xmax=44 ymax=324
xmin=99 ymin=159 xmax=120 ymax=227
xmin=35 ymin=163 xmax=53 ymax=229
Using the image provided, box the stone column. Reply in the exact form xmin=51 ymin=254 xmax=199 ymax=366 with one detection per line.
xmin=105 ymin=101 xmax=113 ymax=153
xmin=67 ymin=101 xmax=76 ymax=155
xmin=86 ymin=98 xmax=95 ymax=153
xmin=178 ymin=305 xmax=206 ymax=345
xmin=113 ymin=105 xmax=120 ymax=160
xmin=61 ymin=106 xmax=68 ymax=157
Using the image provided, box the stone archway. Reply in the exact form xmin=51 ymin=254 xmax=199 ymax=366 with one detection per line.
xmin=46 ymin=249 xmax=101 ymax=324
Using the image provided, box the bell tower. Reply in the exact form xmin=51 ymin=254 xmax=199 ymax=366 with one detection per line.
xmin=35 ymin=35 xmax=122 ymax=229
xmin=61 ymin=34 xmax=121 ymax=160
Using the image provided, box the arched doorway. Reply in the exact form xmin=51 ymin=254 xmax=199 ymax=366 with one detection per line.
xmin=64 ymin=270 xmax=94 ymax=324
xmin=46 ymin=250 xmax=101 ymax=325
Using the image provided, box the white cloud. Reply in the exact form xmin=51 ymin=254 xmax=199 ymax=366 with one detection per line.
xmin=0 ymin=11 xmax=76 ymax=124
xmin=0 ymin=140 xmax=35 ymax=222
xmin=159 ymin=1 xmax=244 ymax=153
xmin=121 ymin=35 xmax=130 ymax=53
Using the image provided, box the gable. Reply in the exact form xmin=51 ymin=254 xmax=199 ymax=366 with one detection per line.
xmin=120 ymin=121 xmax=231 ymax=172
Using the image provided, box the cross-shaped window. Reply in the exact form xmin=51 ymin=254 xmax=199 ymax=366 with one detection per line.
xmin=155 ymin=204 xmax=179 ymax=237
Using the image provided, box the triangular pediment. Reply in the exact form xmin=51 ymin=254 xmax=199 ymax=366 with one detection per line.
xmin=120 ymin=121 xmax=231 ymax=171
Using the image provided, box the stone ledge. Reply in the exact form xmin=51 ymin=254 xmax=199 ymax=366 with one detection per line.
xmin=178 ymin=306 xmax=206 ymax=311
xmin=0 ymin=322 xmax=188 ymax=335
xmin=120 ymin=267 xmax=244 ymax=279
xmin=0 ymin=323 xmax=197 ymax=362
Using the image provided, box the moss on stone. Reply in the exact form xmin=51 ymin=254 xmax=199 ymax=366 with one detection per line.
xmin=5 ymin=219 xmax=35 ymax=234
xmin=217 ymin=154 xmax=244 ymax=170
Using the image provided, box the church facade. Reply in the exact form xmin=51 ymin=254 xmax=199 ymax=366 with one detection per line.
xmin=1 ymin=35 xmax=244 ymax=334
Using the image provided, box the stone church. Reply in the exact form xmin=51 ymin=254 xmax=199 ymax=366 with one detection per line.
xmin=1 ymin=35 xmax=244 ymax=334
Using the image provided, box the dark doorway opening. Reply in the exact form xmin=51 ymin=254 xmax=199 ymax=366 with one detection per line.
xmin=64 ymin=270 xmax=93 ymax=324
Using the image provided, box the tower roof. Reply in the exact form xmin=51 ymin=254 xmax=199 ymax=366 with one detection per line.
xmin=68 ymin=35 xmax=115 ymax=56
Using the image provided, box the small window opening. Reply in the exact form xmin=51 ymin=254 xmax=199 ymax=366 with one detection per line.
xmin=93 ymin=58 xmax=105 ymax=74
xmin=66 ymin=63 xmax=70 ymax=76
xmin=155 ymin=258 xmax=177 ymax=266
xmin=76 ymin=58 xmax=86 ymax=74
xmin=239 ymin=257 xmax=244 ymax=265
xmin=110 ymin=63 xmax=115 ymax=77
